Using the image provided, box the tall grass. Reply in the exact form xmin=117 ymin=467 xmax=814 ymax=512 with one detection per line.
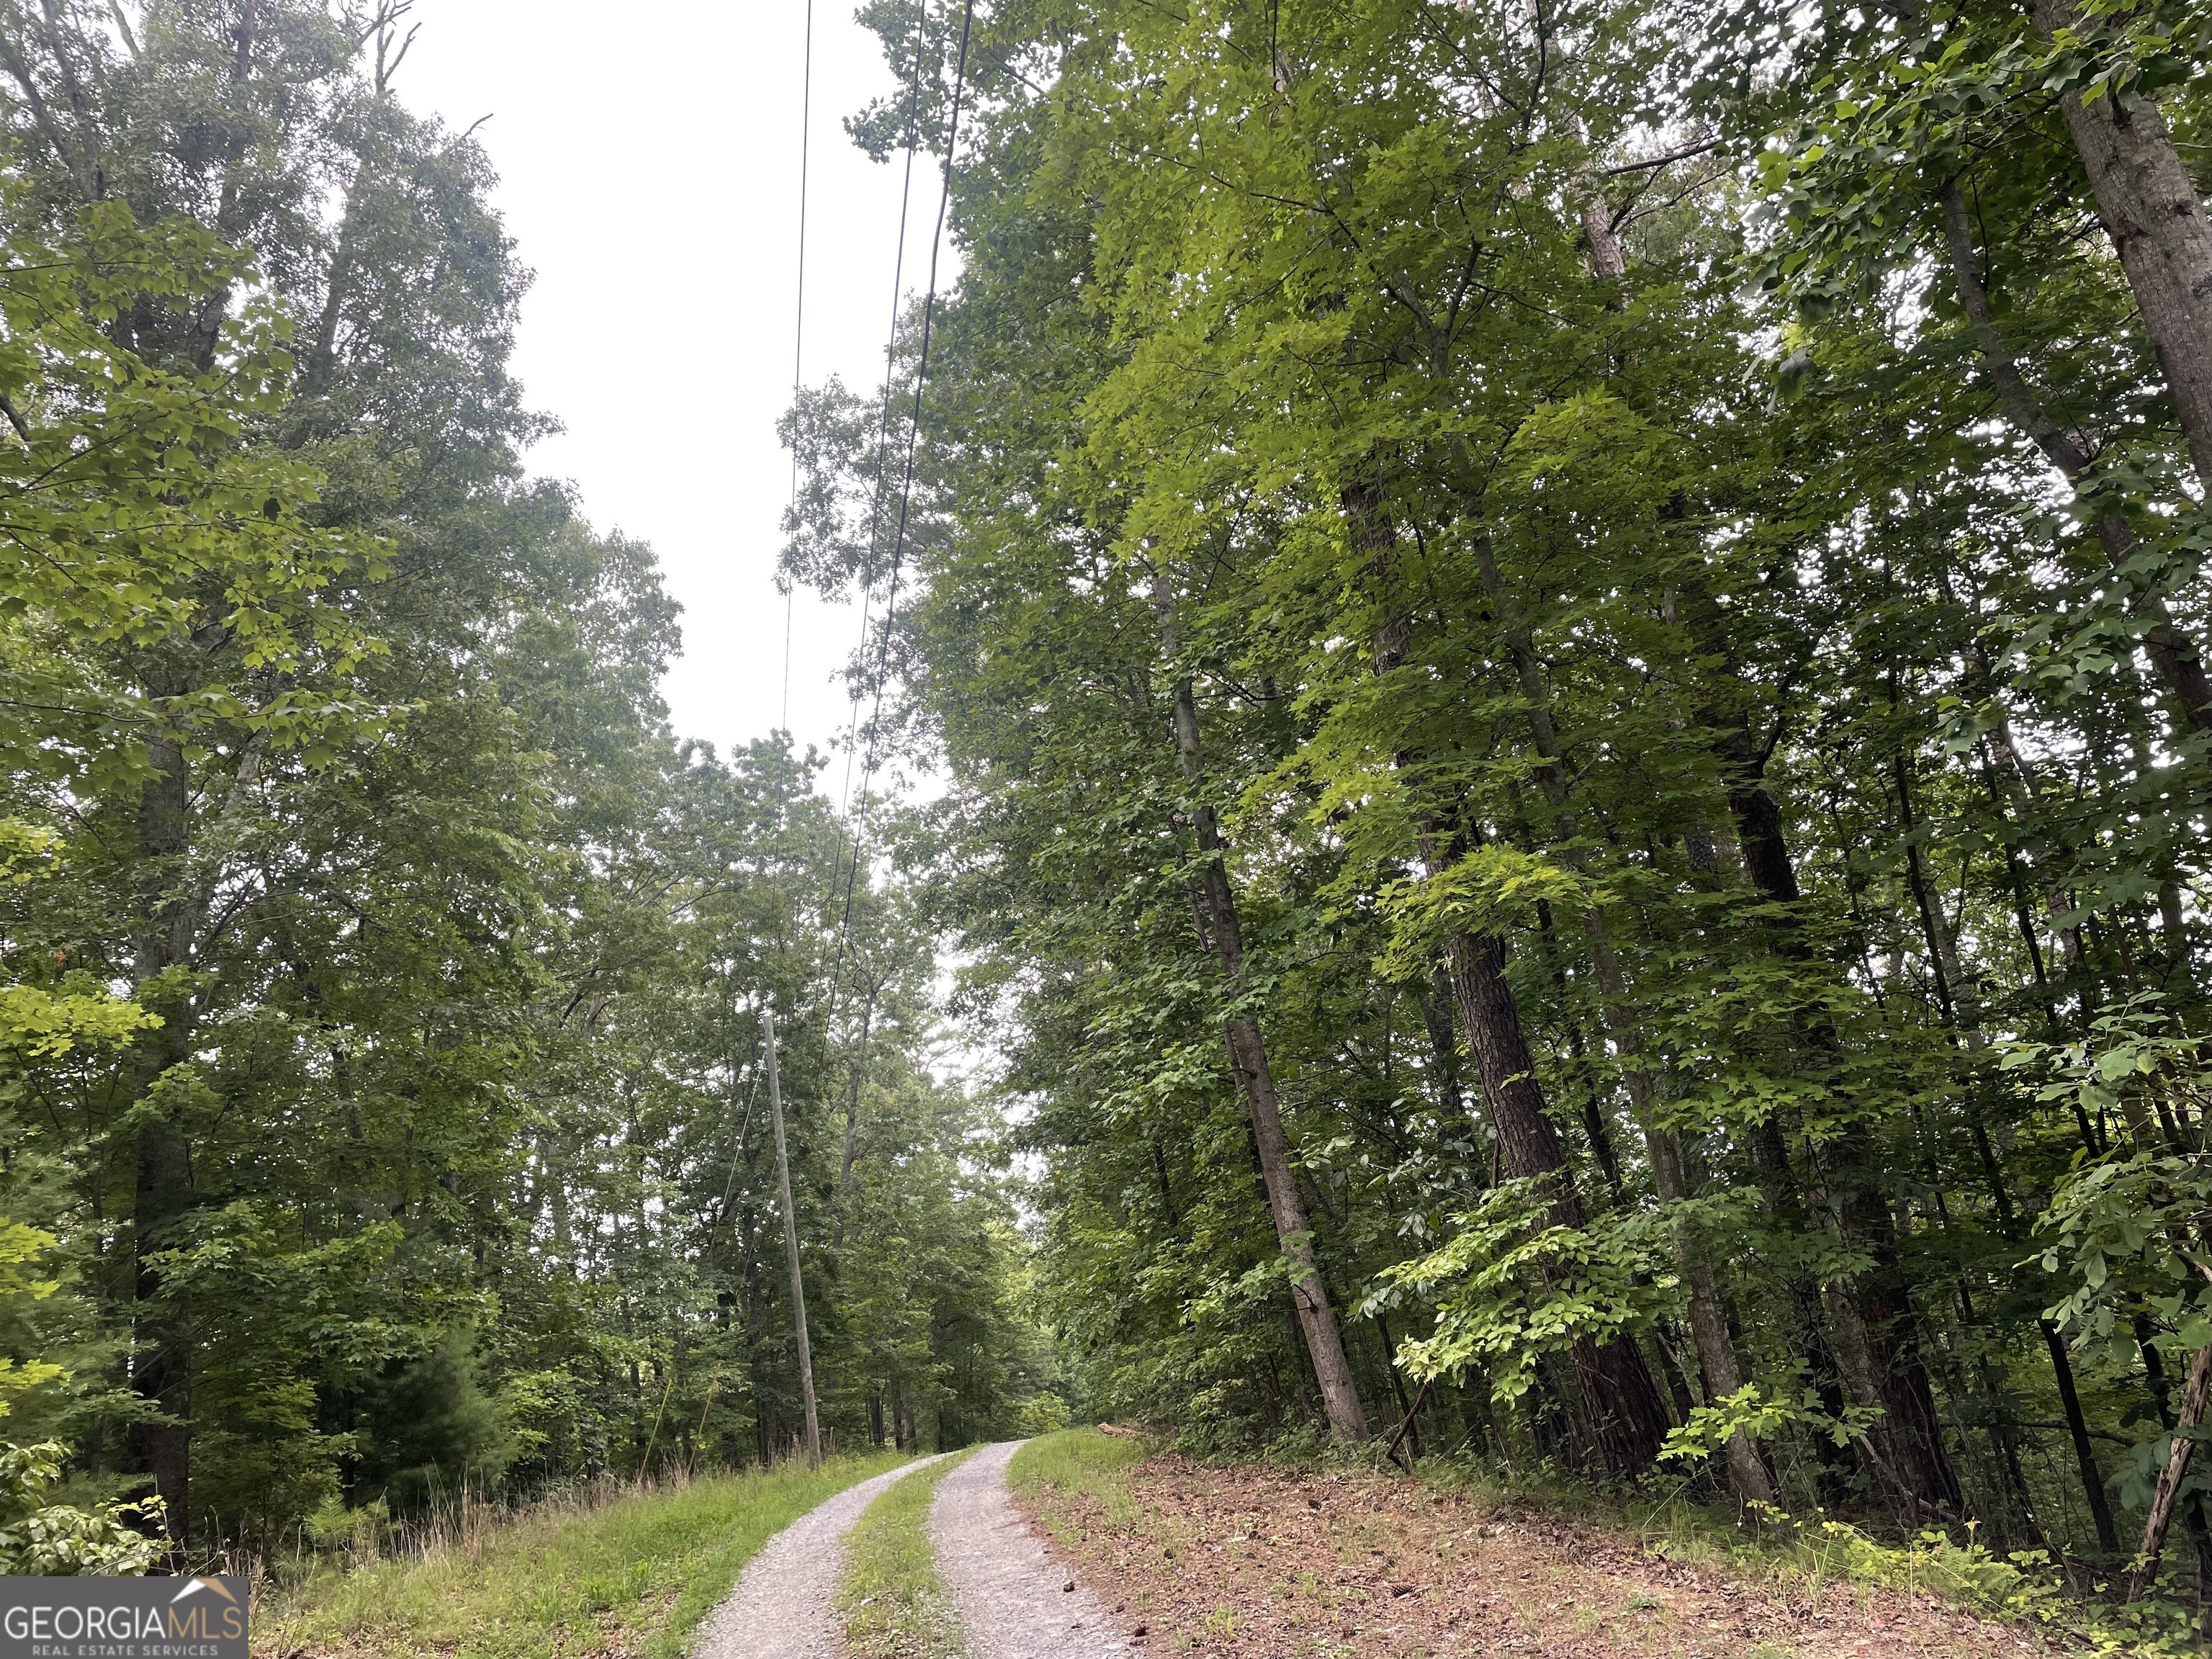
xmin=255 ymin=1451 xmax=908 ymax=1659
xmin=835 ymin=1449 xmax=970 ymax=1659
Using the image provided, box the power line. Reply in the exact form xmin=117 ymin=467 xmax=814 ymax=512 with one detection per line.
xmin=781 ymin=0 xmax=817 ymax=735
xmin=725 ymin=0 xmax=811 ymax=1254
xmin=822 ymin=0 xmax=977 ymax=1029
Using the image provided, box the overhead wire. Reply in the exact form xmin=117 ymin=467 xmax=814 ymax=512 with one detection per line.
xmin=717 ymin=0 xmax=815 ymax=1257
xmin=820 ymin=0 xmax=979 ymax=1037
xmin=781 ymin=0 xmax=817 ymax=734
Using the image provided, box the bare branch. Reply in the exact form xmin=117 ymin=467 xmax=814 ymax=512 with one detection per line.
xmin=106 ymin=0 xmax=139 ymax=58
xmin=1599 ymin=136 xmax=1722 ymax=176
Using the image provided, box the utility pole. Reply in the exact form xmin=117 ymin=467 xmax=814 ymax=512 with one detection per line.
xmin=763 ymin=1009 xmax=822 ymax=1467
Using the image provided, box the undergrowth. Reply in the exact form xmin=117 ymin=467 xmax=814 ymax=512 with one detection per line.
xmin=835 ymin=1449 xmax=973 ymax=1659
xmin=1623 ymin=1491 xmax=2204 ymax=1658
xmin=254 ymin=1450 xmax=908 ymax=1658
xmin=1415 ymin=1445 xmax=2211 ymax=1657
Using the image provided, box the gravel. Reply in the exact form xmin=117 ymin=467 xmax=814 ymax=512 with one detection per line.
xmin=930 ymin=1439 xmax=1127 ymax=1659
xmin=691 ymin=1456 xmax=945 ymax=1659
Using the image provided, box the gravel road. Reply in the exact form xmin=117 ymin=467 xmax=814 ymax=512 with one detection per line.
xmin=930 ymin=1439 xmax=1126 ymax=1659
xmin=692 ymin=1456 xmax=945 ymax=1659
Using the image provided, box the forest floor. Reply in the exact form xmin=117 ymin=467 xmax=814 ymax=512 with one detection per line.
xmin=1010 ymin=1431 xmax=2080 ymax=1659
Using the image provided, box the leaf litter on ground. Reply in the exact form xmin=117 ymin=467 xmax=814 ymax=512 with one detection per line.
xmin=1011 ymin=1432 xmax=2069 ymax=1658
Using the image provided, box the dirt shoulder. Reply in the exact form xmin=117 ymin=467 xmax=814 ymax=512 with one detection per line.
xmin=1010 ymin=1436 xmax=2060 ymax=1658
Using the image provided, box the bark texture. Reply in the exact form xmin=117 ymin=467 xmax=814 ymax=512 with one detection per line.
xmin=1443 ymin=930 xmax=1673 ymax=1478
xmin=2131 ymin=1337 xmax=2212 ymax=1600
xmin=2031 ymin=0 xmax=2212 ymax=490
xmin=1157 ymin=579 xmax=1368 ymax=1442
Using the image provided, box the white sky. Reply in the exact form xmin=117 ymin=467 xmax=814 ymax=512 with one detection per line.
xmin=397 ymin=1 xmax=946 ymax=778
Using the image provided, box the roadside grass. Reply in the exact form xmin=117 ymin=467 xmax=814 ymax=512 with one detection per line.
xmin=1007 ymin=1426 xmax=1150 ymax=1542
xmin=1008 ymin=1426 xmax=1167 ymax=1632
xmin=256 ymin=1450 xmax=909 ymax=1659
xmin=834 ymin=1448 xmax=973 ymax=1658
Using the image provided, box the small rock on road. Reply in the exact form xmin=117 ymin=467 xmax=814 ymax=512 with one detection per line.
xmin=931 ymin=1439 xmax=1126 ymax=1659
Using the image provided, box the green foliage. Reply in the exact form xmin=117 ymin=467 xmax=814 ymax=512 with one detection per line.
xmin=2038 ymin=1152 xmax=2212 ymax=1366
xmin=0 ymin=0 xmax=1046 ymax=1573
xmin=1659 ymin=1386 xmax=1841 ymax=1473
xmin=0 ymin=1442 xmax=161 ymax=1575
xmin=1376 ymin=852 xmax=1613 ymax=983
xmin=788 ymin=0 xmax=2212 ymax=1642
xmin=1368 ymin=1183 xmax=1683 ymax=1404
xmin=9 ymin=0 xmax=2212 ymax=1649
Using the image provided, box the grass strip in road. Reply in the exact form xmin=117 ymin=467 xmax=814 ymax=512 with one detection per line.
xmin=257 ymin=1450 xmax=909 ymax=1659
xmin=835 ymin=1447 xmax=975 ymax=1659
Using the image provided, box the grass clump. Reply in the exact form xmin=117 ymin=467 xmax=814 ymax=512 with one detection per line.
xmin=257 ymin=1451 xmax=907 ymax=1659
xmin=835 ymin=1449 xmax=974 ymax=1658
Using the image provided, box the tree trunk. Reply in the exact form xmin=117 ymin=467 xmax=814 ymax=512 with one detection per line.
xmin=2130 ymin=1339 xmax=2212 ymax=1599
xmin=2028 ymin=0 xmax=2212 ymax=493
xmin=1359 ymin=492 xmax=1668 ymax=1480
xmin=306 ymin=166 xmax=368 ymax=392
xmin=1666 ymin=559 xmax=1966 ymax=1518
xmin=1460 ymin=520 xmax=1755 ymax=1494
xmin=1156 ymin=577 xmax=1367 ymax=1443
xmin=1444 ymin=930 xmax=1672 ymax=1478
xmin=762 ymin=1010 xmax=821 ymax=1469
xmin=1725 ymin=754 xmax=1964 ymax=1518
xmin=1417 ymin=971 xmax=1475 ymax=1138
xmin=1747 ymin=1120 xmax=1859 ymax=1506
xmin=128 ymin=733 xmax=196 ymax=1557
xmin=2043 ymin=1320 xmax=2121 ymax=1554
xmin=1651 ymin=1126 xmax=1776 ymax=1506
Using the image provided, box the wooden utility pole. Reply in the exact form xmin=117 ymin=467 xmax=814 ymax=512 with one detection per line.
xmin=763 ymin=1009 xmax=822 ymax=1467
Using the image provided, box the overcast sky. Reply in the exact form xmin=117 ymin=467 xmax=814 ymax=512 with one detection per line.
xmin=397 ymin=1 xmax=943 ymax=778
